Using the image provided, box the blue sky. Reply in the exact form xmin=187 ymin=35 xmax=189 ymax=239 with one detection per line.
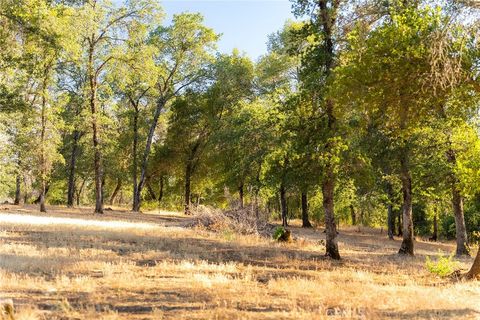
xmin=161 ymin=0 xmax=296 ymax=60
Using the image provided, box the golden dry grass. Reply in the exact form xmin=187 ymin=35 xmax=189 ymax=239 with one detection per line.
xmin=0 ymin=204 xmax=479 ymax=319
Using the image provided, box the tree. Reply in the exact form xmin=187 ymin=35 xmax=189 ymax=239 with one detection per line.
xmin=132 ymin=13 xmax=218 ymax=212
xmin=164 ymin=52 xmax=254 ymax=214
xmin=291 ymin=0 xmax=345 ymax=259
xmin=334 ymin=4 xmax=475 ymax=255
xmin=75 ymin=0 xmax=159 ymax=213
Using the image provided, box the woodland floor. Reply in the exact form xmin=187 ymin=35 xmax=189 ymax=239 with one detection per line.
xmin=0 ymin=204 xmax=479 ymax=320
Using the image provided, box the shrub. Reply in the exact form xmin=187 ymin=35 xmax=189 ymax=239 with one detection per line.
xmin=425 ymin=253 xmax=459 ymax=277
xmin=272 ymin=226 xmax=291 ymax=242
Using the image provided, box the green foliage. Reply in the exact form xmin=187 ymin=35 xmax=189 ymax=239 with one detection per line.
xmin=272 ymin=226 xmax=288 ymax=241
xmin=425 ymin=253 xmax=459 ymax=277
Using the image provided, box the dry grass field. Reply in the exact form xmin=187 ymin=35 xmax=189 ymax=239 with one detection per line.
xmin=1 ymin=204 xmax=479 ymax=319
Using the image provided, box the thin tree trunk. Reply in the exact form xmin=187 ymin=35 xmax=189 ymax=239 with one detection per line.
xmin=109 ymin=178 xmax=122 ymax=205
xmin=23 ymin=177 xmax=28 ymax=204
xmin=387 ymin=204 xmax=395 ymax=240
xmin=350 ymin=204 xmax=356 ymax=226
xmin=238 ymin=182 xmax=244 ymax=209
xmin=14 ymin=173 xmax=21 ymax=205
xmin=67 ymin=130 xmax=80 ymax=207
xmin=88 ymin=45 xmax=103 ymax=214
xmin=398 ymin=154 xmax=414 ymax=255
xmin=397 ymin=208 xmax=403 ymax=236
xmin=466 ymin=248 xmax=480 ymax=279
xmin=132 ymin=107 xmax=140 ymax=212
xmin=184 ymin=162 xmax=192 ymax=215
xmin=452 ymin=185 xmax=469 ymax=256
xmin=386 ymin=183 xmax=395 ymax=239
xmin=39 ymin=75 xmax=48 ymax=213
xmin=146 ymin=178 xmax=157 ymax=200
xmin=158 ymin=175 xmax=164 ymax=203
xmin=136 ymin=97 xmax=166 ymax=212
xmin=301 ymin=192 xmax=313 ymax=228
xmin=76 ymin=178 xmax=85 ymax=207
xmin=280 ymin=184 xmax=288 ymax=227
xmin=431 ymin=211 xmax=438 ymax=242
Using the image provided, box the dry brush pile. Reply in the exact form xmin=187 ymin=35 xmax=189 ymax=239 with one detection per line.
xmin=186 ymin=205 xmax=275 ymax=237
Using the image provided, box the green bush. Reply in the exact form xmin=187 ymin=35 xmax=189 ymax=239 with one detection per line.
xmin=425 ymin=253 xmax=458 ymax=277
xmin=272 ymin=226 xmax=286 ymax=241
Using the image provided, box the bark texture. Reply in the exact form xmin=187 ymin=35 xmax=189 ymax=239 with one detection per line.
xmin=466 ymin=248 xmax=480 ymax=279
xmin=301 ymin=192 xmax=313 ymax=228
xmin=67 ymin=130 xmax=80 ymax=207
xmin=398 ymin=156 xmax=414 ymax=255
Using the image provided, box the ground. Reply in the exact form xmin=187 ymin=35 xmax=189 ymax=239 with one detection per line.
xmin=0 ymin=205 xmax=479 ymax=320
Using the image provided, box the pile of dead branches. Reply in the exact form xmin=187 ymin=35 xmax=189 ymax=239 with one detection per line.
xmin=187 ymin=205 xmax=274 ymax=236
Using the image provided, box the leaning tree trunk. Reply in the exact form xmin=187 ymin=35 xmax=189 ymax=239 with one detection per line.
xmin=301 ymin=192 xmax=313 ymax=228
xmin=158 ymin=175 xmax=164 ymax=203
xmin=452 ymin=183 xmax=470 ymax=256
xmin=14 ymin=173 xmax=21 ymax=205
xmin=398 ymin=154 xmax=414 ymax=255
xmin=466 ymin=248 xmax=480 ymax=279
xmin=322 ymin=167 xmax=340 ymax=259
xmin=146 ymin=179 xmax=157 ymax=200
xmin=67 ymin=130 xmax=80 ymax=207
xmin=109 ymin=178 xmax=122 ymax=205
xmin=136 ymin=97 xmax=166 ymax=212
xmin=280 ymin=184 xmax=288 ymax=227
xmin=75 ymin=178 xmax=85 ymax=207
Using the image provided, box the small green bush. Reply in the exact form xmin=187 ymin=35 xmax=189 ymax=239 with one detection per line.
xmin=272 ymin=226 xmax=291 ymax=242
xmin=425 ymin=253 xmax=458 ymax=277
xmin=273 ymin=226 xmax=286 ymax=240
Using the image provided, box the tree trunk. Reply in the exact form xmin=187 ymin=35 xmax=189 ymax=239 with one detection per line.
xmin=146 ymin=178 xmax=157 ymax=200
xmin=14 ymin=174 xmax=21 ymax=205
xmin=452 ymin=185 xmax=470 ymax=256
xmin=238 ymin=183 xmax=244 ymax=209
xmin=67 ymin=130 xmax=80 ymax=207
xmin=136 ymin=97 xmax=166 ymax=212
xmin=184 ymin=162 xmax=192 ymax=215
xmin=39 ymin=71 xmax=48 ymax=213
xmin=89 ymin=46 xmax=103 ymax=214
xmin=322 ymin=167 xmax=340 ymax=259
xmin=466 ymin=248 xmax=480 ymax=279
xmin=23 ymin=177 xmax=28 ymax=204
xmin=76 ymin=178 xmax=85 ymax=207
xmin=398 ymin=155 xmax=414 ymax=255
xmin=158 ymin=175 xmax=164 ymax=203
xmin=280 ymin=184 xmax=288 ymax=227
xmin=301 ymin=192 xmax=313 ymax=228
xmin=387 ymin=204 xmax=395 ymax=240
xmin=350 ymin=204 xmax=356 ymax=226
xmin=386 ymin=183 xmax=395 ymax=240
xmin=132 ymin=107 xmax=140 ymax=212
xmin=397 ymin=209 xmax=403 ymax=236
xmin=431 ymin=212 xmax=438 ymax=242
xmin=109 ymin=178 xmax=122 ymax=205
